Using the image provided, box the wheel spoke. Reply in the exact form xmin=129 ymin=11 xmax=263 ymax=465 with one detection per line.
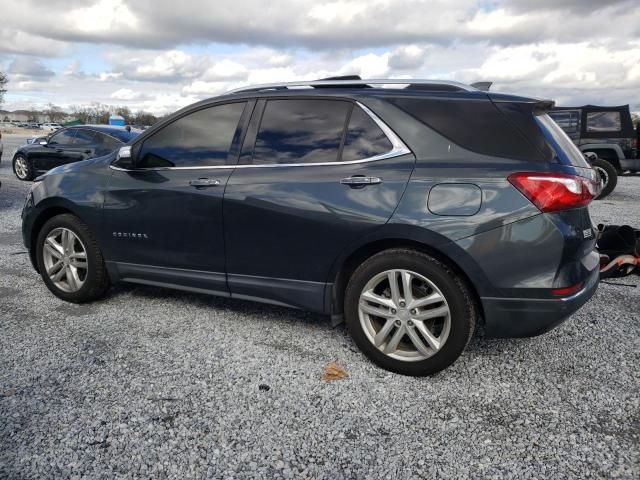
xmin=409 ymin=292 xmax=443 ymax=309
xmin=46 ymin=261 xmax=63 ymax=275
xmin=361 ymin=289 xmax=395 ymax=309
xmin=63 ymin=230 xmax=74 ymax=252
xmin=51 ymin=265 xmax=66 ymax=282
xmin=66 ymin=266 xmax=80 ymax=290
xmin=406 ymin=326 xmax=432 ymax=356
xmin=387 ymin=271 xmax=401 ymax=305
xmin=383 ymin=325 xmax=405 ymax=354
xmin=46 ymin=237 xmax=64 ymax=256
xmin=414 ymin=321 xmax=441 ymax=351
xmin=360 ymin=302 xmax=395 ymax=319
xmin=44 ymin=243 xmax=62 ymax=259
xmin=414 ymin=305 xmax=449 ymax=321
xmin=373 ymin=318 xmax=396 ymax=347
xmin=401 ymin=271 xmax=413 ymax=304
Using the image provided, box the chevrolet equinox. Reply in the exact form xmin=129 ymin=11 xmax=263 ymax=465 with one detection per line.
xmin=21 ymin=78 xmax=600 ymax=375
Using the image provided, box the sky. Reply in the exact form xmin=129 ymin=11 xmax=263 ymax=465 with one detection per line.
xmin=0 ymin=0 xmax=639 ymax=115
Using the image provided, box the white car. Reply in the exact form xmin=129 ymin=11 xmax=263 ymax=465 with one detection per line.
xmin=41 ymin=123 xmax=62 ymax=132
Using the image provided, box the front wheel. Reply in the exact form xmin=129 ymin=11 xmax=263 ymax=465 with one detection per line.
xmin=36 ymin=214 xmax=110 ymax=303
xmin=344 ymin=249 xmax=476 ymax=376
xmin=13 ymin=154 xmax=33 ymax=181
xmin=591 ymin=158 xmax=617 ymax=200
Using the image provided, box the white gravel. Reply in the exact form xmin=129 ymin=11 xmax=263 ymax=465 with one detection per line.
xmin=1 ymin=134 xmax=638 ymax=479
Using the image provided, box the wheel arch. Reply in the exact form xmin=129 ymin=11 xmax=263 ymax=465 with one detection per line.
xmin=581 ymin=145 xmax=623 ymax=170
xmin=327 ymin=226 xmax=488 ymax=323
xmin=27 ymin=200 xmax=85 ymax=272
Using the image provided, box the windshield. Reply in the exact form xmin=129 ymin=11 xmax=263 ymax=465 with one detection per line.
xmin=536 ymin=114 xmax=590 ymax=168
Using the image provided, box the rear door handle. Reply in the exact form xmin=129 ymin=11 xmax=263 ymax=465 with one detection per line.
xmin=189 ymin=178 xmax=221 ymax=188
xmin=340 ymin=176 xmax=382 ymax=187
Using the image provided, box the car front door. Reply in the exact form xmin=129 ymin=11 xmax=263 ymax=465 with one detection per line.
xmin=101 ymin=101 xmax=250 ymax=294
xmin=31 ymin=128 xmax=78 ymax=171
xmin=223 ymin=97 xmax=415 ymax=311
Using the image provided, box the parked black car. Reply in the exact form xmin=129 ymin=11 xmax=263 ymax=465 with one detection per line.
xmin=12 ymin=125 xmax=140 ymax=181
xmin=21 ymin=78 xmax=600 ymax=376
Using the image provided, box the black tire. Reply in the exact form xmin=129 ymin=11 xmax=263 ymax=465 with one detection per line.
xmin=36 ymin=214 xmax=110 ymax=303
xmin=344 ymin=249 xmax=476 ymax=376
xmin=591 ymin=158 xmax=617 ymax=200
xmin=13 ymin=154 xmax=34 ymax=181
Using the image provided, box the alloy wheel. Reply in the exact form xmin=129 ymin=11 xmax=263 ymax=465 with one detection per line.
xmin=14 ymin=157 xmax=29 ymax=180
xmin=358 ymin=269 xmax=451 ymax=362
xmin=42 ymin=227 xmax=88 ymax=293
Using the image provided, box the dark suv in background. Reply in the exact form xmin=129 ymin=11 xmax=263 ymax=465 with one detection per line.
xmin=21 ymin=78 xmax=600 ymax=375
xmin=549 ymin=105 xmax=638 ymax=173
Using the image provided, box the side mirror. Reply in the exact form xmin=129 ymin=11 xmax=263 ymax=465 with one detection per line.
xmin=113 ymin=146 xmax=136 ymax=169
xmin=39 ymin=139 xmax=48 ymax=145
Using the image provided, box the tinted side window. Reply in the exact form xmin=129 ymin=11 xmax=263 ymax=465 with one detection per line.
xmin=49 ymin=129 xmax=77 ymax=146
xmin=390 ymin=97 xmax=545 ymax=162
xmin=138 ymin=102 xmax=246 ymax=168
xmin=586 ymin=111 xmax=621 ymax=132
xmin=252 ymin=99 xmax=350 ymax=164
xmin=341 ymin=106 xmax=392 ymax=161
xmin=73 ymin=129 xmax=96 ymax=145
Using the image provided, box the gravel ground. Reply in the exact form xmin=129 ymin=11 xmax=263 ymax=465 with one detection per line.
xmin=1 ymin=133 xmax=638 ymax=479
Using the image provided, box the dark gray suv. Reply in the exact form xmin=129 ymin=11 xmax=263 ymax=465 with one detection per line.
xmin=21 ymin=78 xmax=600 ymax=376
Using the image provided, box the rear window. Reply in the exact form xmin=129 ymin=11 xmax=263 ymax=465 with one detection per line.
xmin=536 ymin=114 xmax=589 ymax=168
xmin=586 ymin=111 xmax=621 ymax=132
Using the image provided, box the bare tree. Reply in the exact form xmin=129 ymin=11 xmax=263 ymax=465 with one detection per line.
xmin=44 ymin=103 xmax=66 ymax=123
xmin=133 ymin=110 xmax=158 ymax=126
xmin=0 ymin=71 xmax=7 ymax=108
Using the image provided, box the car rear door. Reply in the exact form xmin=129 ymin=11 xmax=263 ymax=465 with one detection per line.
xmin=102 ymin=100 xmax=251 ymax=294
xmin=223 ymin=97 xmax=415 ymax=312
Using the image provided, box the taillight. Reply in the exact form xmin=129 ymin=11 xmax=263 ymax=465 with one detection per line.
xmin=632 ymin=137 xmax=638 ymax=150
xmin=508 ymin=172 xmax=597 ymax=213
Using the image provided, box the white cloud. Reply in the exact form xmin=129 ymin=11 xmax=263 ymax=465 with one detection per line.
xmin=110 ymin=88 xmax=151 ymax=101
xmin=1 ymin=0 xmax=639 ymax=114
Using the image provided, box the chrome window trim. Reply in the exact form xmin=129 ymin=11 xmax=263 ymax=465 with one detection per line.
xmin=108 ymin=101 xmax=411 ymax=172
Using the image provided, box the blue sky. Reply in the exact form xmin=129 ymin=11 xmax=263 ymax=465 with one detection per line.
xmin=1 ymin=0 xmax=638 ymax=114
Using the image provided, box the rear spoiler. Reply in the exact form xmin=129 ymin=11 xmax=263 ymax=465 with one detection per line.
xmin=533 ymin=100 xmax=555 ymax=115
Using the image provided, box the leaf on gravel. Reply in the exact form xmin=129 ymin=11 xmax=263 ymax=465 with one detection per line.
xmin=321 ymin=361 xmax=349 ymax=381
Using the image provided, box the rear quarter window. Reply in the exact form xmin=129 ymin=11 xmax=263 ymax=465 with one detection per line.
xmin=389 ymin=96 xmax=545 ymax=162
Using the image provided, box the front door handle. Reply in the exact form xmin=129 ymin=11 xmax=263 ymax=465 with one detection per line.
xmin=340 ymin=176 xmax=382 ymax=187
xmin=189 ymin=178 xmax=221 ymax=188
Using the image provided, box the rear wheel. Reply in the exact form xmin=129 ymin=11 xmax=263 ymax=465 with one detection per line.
xmin=36 ymin=214 xmax=110 ymax=303
xmin=591 ymin=158 xmax=617 ymax=199
xmin=344 ymin=249 xmax=476 ymax=376
xmin=13 ymin=154 xmax=33 ymax=181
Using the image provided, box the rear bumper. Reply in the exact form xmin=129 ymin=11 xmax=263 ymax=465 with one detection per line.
xmin=481 ymin=266 xmax=599 ymax=338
